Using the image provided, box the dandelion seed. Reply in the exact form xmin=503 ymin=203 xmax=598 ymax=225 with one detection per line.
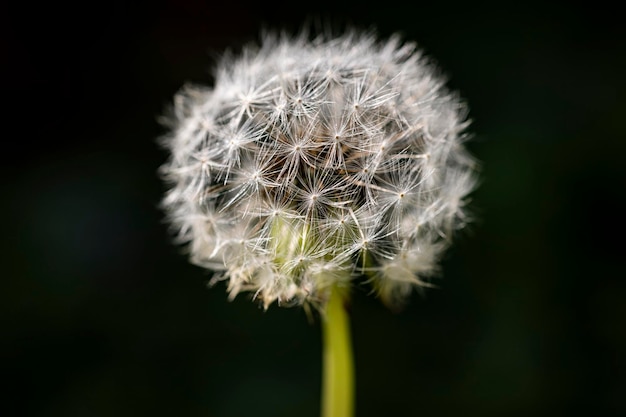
xmin=160 ymin=30 xmax=477 ymax=309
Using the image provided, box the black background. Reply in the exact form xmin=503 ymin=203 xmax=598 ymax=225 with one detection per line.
xmin=3 ymin=1 xmax=626 ymax=416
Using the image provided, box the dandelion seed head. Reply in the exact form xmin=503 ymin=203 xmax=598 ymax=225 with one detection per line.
xmin=160 ymin=30 xmax=477 ymax=309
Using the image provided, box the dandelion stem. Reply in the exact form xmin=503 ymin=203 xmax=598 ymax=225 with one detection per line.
xmin=321 ymin=286 xmax=354 ymax=417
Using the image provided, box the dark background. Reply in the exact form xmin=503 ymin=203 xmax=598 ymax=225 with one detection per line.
xmin=3 ymin=1 xmax=625 ymax=416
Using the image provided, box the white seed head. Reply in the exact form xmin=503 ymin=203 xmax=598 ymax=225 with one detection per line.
xmin=159 ymin=30 xmax=477 ymax=309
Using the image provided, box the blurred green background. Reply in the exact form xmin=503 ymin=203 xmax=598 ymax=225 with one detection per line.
xmin=2 ymin=1 xmax=625 ymax=416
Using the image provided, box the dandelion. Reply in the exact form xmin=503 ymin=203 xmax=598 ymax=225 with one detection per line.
xmin=159 ymin=29 xmax=477 ymax=417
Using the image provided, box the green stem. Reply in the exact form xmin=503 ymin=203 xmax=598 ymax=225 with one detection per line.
xmin=321 ymin=286 xmax=354 ymax=417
